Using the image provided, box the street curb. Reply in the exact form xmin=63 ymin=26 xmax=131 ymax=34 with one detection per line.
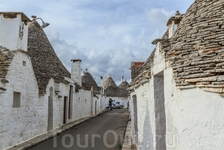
xmin=6 ymin=112 xmax=105 ymax=150
xmin=122 ymin=121 xmax=132 ymax=150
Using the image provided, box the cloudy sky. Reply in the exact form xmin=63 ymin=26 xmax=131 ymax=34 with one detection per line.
xmin=0 ymin=0 xmax=194 ymax=85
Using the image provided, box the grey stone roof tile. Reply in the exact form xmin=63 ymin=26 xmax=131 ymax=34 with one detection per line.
xmin=103 ymin=75 xmax=117 ymax=89
xmin=27 ymin=21 xmax=71 ymax=95
xmin=81 ymin=70 xmax=100 ymax=94
xmin=129 ymin=0 xmax=224 ymax=95
xmin=0 ymin=46 xmax=15 ymax=79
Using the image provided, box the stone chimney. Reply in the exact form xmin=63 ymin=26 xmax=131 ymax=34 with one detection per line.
xmin=100 ymin=76 xmax=104 ymax=87
xmin=100 ymin=76 xmax=104 ymax=95
xmin=71 ymin=59 xmax=82 ymax=86
xmin=167 ymin=11 xmax=182 ymax=38
xmin=121 ymin=76 xmax=125 ymax=83
xmin=0 ymin=12 xmax=31 ymax=51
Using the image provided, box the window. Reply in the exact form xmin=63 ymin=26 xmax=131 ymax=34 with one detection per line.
xmin=13 ymin=92 xmax=21 ymax=107
xmin=23 ymin=61 xmax=26 ymax=66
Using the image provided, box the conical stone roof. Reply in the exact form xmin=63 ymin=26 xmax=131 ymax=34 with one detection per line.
xmin=104 ymin=75 xmax=130 ymax=97
xmin=81 ymin=69 xmax=100 ymax=94
xmin=118 ymin=78 xmax=129 ymax=97
xmin=166 ymin=0 xmax=224 ymax=94
xmin=27 ymin=21 xmax=71 ymax=95
xmin=103 ymin=74 xmax=117 ymax=89
xmin=118 ymin=78 xmax=129 ymax=89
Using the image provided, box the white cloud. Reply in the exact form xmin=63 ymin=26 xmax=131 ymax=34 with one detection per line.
xmin=0 ymin=0 xmax=195 ymax=84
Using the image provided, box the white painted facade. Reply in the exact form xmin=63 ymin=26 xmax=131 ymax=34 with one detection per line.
xmin=0 ymin=52 xmax=98 ymax=149
xmin=99 ymin=94 xmax=107 ymax=111
xmin=0 ymin=51 xmax=42 ymax=150
xmin=73 ymin=89 xmax=92 ymax=120
xmin=0 ymin=13 xmax=28 ymax=51
xmin=164 ymin=68 xmax=224 ymax=150
xmin=71 ymin=59 xmax=82 ymax=86
xmin=130 ymin=42 xmax=224 ymax=150
xmin=168 ymin=21 xmax=177 ymax=38
xmin=0 ymin=12 xmax=104 ymax=150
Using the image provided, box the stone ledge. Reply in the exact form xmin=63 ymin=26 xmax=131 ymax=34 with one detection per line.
xmin=122 ymin=121 xmax=132 ymax=150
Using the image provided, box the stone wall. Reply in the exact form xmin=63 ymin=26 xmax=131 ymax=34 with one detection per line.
xmin=164 ymin=67 xmax=224 ymax=150
xmin=165 ymin=0 xmax=224 ymax=95
xmin=0 ymin=51 xmax=44 ymax=150
xmin=73 ymin=89 xmax=92 ymax=121
xmin=27 ymin=21 xmax=70 ymax=95
xmin=130 ymin=62 xmax=144 ymax=80
xmin=0 ymin=13 xmax=29 ymax=51
xmin=130 ymin=37 xmax=224 ymax=150
xmin=0 ymin=51 xmax=97 ymax=150
xmin=129 ymin=81 xmax=155 ymax=150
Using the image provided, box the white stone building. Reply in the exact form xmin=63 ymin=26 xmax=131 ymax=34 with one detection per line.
xmin=128 ymin=1 xmax=224 ymax=149
xmin=0 ymin=12 xmax=102 ymax=150
xmin=103 ymin=75 xmax=130 ymax=108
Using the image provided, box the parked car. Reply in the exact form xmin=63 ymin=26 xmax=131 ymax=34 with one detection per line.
xmin=113 ymin=101 xmax=124 ymax=109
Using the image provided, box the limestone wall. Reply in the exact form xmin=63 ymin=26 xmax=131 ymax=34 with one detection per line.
xmin=165 ymin=0 xmax=224 ymax=95
xmin=130 ymin=81 xmax=156 ymax=150
xmin=73 ymin=89 xmax=92 ymax=120
xmin=100 ymin=95 xmax=108 ymax=110
xmin=164 ymin=67 xmax=224 ymax=150
xmin=130 ymin=41 xmax=224 ymax=149
xmin=0 ymin=13 xmax=28 ymax=51
xmin=41 ymin=79 xmax=71 ymax=129
xmin=0 ymin=51 xmax=97 ymax=150
xmin=0 ymin=51 xmax=44 ymax=150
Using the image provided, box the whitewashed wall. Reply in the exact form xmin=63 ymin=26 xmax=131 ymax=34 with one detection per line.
xmin=0 ymin=14 xmax=28 ymax=51
xmin=92 ymin=96 xmax=98 ymax=115
xmin=168 ymin=21 xmax=178 ymax=38
xmin=130 ymin=80 xmax=156 ymax=150
xmin=130 ymin=41 xmax=224 ymax=150
xmin=164 ymin=68 xmax=224 ymax=150
xmin=41 ymin=79 xmax=71 ymax=129
xmin=128 ymin=43 xmax=166 ymax=150
xmin=0 ymin=52 xmax=98 ymax=150
xmin=100 ymin=95 xmax=107 ymax=110
xmin=73 ymin=89 xmax=92 ymax=120
xmin=0 ymin=52 xmax=44 ymax=150
xmin=153 ymin=42 xmax=224 ymax=149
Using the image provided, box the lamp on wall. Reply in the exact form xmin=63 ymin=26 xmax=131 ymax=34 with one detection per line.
xmin=31 ymin=15 xmax=50 ymax=28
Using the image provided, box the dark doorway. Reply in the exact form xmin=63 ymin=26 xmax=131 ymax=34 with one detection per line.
xmin=133 ymin=95 xmax=138 ymax=144
xmin=95 ymin=100 xmax=97 ymax=114
xmin=63 ymin=96 xmax=68 ymax=124
xmin=68 ymin=86 xmax=73 ymax=119
xmin=154 ymin=71 xmax=166 ymax=150
xmin=47 ymin=87 xmax=53 ymax=131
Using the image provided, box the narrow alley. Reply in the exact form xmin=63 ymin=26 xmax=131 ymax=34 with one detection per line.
xmin=27 ymin=109 xmax=129 ymax=150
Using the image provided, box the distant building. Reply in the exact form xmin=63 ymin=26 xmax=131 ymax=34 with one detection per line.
xmin=128 ymin=1 xmax=224 ymax=149
xmin=81 ymin=69 xmax=104 ymax=114
xmin=103 ymin=74 xmax=130 ymax=108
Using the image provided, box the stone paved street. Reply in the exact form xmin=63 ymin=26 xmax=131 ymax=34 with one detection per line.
xmin=27 ymin=109 xmax=129 ymax=150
